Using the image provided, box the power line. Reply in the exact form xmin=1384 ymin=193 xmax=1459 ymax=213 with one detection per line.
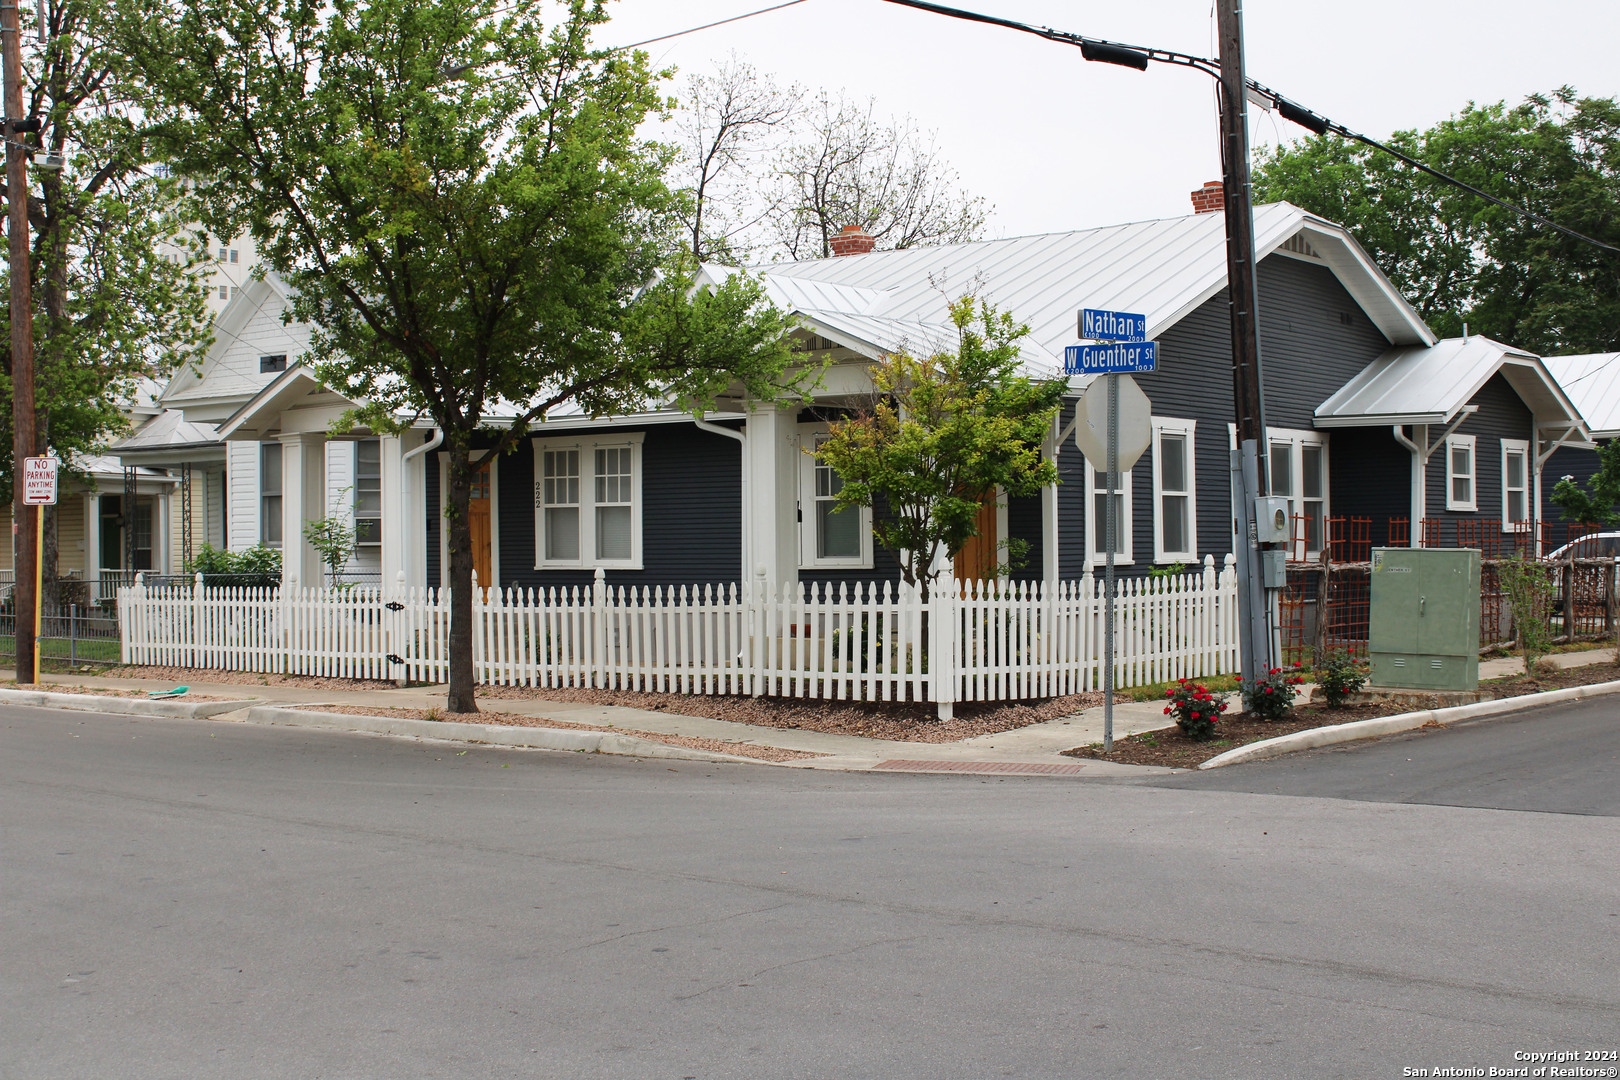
xmin=612 ymin=0 xmax=812 ymax=53
xmin=877 ymin=0 xmax=1620 ymax=258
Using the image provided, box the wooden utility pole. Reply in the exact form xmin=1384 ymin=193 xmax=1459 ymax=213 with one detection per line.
xmin=1215 ymin=0 xmax=1275 ymax=684
xmin=2 ymin=0 xmax=38 ymax=681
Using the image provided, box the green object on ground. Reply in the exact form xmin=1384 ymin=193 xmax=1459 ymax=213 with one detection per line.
xmin=148 ymin=686 xmax=190 ymax=698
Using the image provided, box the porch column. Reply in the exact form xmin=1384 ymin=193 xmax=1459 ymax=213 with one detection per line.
xmin=378 ymin=434 xmax=406 ymax=588
xmin=85 ymin=493 xmax=101 ymax=598
xmin=279 ymin=431 xmax=327 ymax=590
xmin=745 ymin=403 xmax=799 ymax=589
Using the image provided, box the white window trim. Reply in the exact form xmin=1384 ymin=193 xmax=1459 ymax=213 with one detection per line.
xmin=531 ymin=432 xmax=645 ymax=571
xmin=1084 ymin=461 xmax=1134 ymax=568
xmin=798 ymin=426 xmax=873 ymax=570
xmin=1501 ymin=438 xmax=1530 ymax=531
xmin=1150 ymin=417 xmax=1197 ymax=564
xmin=1445 ymin=433 xmax=1477 ymax=512
xmin=354 ymin=439 xmax=382 ymax=547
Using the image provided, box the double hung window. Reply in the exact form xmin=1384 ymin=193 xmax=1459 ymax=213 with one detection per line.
xmin=799 ymin=430 xmax=871 ymax=568
xmin=1446 ymin=434 xmax=1477 ymax=512
xmin=1086 ymin=463 xmax=1132 ymax=565
xmin=1251 ymin=427 xmax=1328 ymax=555
xmin=533 ymin=433 xmax=643 ymax=568
xmin=354 ymin=440 xmax=382 ymax=546
xmin=1501 ymin=439 xmax=1529 ymax=529
xmin=1151 ymin=418 xmax=1196 ymax=562
xmin=260 ymin=442 xmax=283 ymax=546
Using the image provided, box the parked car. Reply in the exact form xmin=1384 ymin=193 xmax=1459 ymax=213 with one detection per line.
xmin=1545 ymin=532 xmax=1620 ymax=561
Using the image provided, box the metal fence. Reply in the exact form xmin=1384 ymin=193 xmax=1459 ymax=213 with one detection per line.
xmin=0 ymin=603 xmax=123 ymax=671
xmin=1279 ymin=516 xmax=1618 ymax=665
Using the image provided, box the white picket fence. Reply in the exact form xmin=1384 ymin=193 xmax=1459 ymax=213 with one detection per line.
xmin=119 ymin=555 xmax=1239 ymax=707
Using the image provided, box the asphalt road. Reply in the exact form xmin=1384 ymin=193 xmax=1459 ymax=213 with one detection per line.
xmin=4 ymin=702 xmax=1617 ymax=1080
xmin=1151 ymin=694 xmax=1620 ymax=816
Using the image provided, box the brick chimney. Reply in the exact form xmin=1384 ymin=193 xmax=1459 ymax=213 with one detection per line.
xmin=1190 ymin=180 xmax=1224 ymax=214
xmin=829 ymin=224 xmax=876 ymax=257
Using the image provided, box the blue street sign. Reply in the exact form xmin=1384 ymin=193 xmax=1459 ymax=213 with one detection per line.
xmin=1065 ymin=340 xmax=1157 ymax=375
xmin=1080 ymin=308 xmax=1147 ymax=342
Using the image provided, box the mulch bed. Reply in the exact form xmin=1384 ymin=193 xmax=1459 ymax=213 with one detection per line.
xmin=1067 ymin=659 xmax=1620 ymax=769
xmin=474 ymin=684 xmax=1109 ymax=743
xmin=308 ymin=705 xmax=823 ymax=763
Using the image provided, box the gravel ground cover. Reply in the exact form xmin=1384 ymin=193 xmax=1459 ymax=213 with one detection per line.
xmin=306 ymin=705 xmax=822 ymax=763
xmin=1067 ymin=660 xmax=1620 ymax=769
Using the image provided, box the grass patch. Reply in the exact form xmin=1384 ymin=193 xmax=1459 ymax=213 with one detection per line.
xmin=1117 ymin=673 xmax=1242 ymax=703
xmin=0 ymin=634 xmax=121 ymax=665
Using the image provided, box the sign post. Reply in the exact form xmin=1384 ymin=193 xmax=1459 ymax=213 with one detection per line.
xmin=1066 ymin=310 xmax=1155 ymax=752
xmin=21 ymin=456 xmax=56 ymax=685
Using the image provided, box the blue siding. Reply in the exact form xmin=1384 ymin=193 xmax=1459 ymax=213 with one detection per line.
xmin=1422 ymin=374 xmax=1533 ymax=523
xmin=1542 ymin=443 xmax=1604 ymax=525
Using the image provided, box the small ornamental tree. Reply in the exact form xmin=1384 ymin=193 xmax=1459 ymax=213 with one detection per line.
xmin=814 ymin=296 xmax=1067 ymax=603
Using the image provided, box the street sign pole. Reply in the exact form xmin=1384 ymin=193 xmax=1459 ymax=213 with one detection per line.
xmin=20 ymin=456 xmax=57 ymax=684
xmin=1104 ymin=372 xmax=1118 ymax=752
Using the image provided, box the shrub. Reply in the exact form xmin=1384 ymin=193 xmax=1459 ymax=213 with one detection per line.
xmin=1239 ymin=663 xmax=1305 ymax=721
xmin=1497 ymin=551 xmax=1556 ymax=677
xmin=185 ymin=543 xmax=282 ymax=590
xmin=1163 ymin=679 xmax=1229 ymax=741
xmin=1316 ymin=649 xmax=1368 ymax=707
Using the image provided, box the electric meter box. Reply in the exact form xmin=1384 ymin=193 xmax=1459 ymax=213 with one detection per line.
xmin=1255 ymin=496 xmax=1291 ymax=544
xmin=1369 ymin=547 xmax=1480 ymax=692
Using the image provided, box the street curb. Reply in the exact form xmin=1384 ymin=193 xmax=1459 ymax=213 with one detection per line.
xmin=239 ymin=705 xmax=767 ymax=765
xmin=0 ymin=686 xmax=258 ymax=719
xmin=1198 ymin=677 xmax=1620 ymax=769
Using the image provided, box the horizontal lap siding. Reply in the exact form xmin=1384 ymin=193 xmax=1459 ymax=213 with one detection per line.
xmin=1542 ymin=443 xmax=1603 ymax=526
xmin=1423 ymin=373 xmax=1533 ymax=522
xmin=1329 ymin=426 xmax=1409 ymax=547
xmin=1076 ymin=254 xmax=1394 ymax=574
xmin=501 ymin=424 xmax=742 ymax=591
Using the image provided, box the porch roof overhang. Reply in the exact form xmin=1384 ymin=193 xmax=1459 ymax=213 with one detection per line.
xmin=111 ymin=409 xmax=227 ymax=467
xmin=1543 ymin=352 xmax=1620 ymax=439
xmin=217 ymin=365 xmax=368 ymax=440
xmin=1314 ymin=336 xmax=1591 ymax=443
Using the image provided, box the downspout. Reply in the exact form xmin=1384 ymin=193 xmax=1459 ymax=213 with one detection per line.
xmin=692 ymin=414 xmax=748 ymax=585
xmin=1390 ymin=425 xmax=1426 ymax=548
xmin=1391 ymin=406 xmax=1477 ymax=548
xmin=400 ymin=427 xmax=443 ymax=588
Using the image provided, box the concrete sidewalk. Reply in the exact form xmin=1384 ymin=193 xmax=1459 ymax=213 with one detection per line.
xmin=14 ymin=645 xmax=1610 ymax=776
xmin=10 ymin=669 xmax=1177 ymax=777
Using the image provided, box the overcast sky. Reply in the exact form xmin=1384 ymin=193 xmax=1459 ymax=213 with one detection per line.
xmin=601 ymin=0 xmax=1620 ymax=238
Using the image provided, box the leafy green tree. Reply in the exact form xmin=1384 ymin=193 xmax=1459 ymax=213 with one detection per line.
xmin=117 ymin=0 xmax=805 ymax=712
xmin=1253 ymin=88 xmax=1620 ymax=354
xmin=1549 ymin=440 xmax=1620 ymax=528
xmin=815 ymin=297 xmax=1066 ymax=602
xmin=0 ymin=0 xmax=214 ymax=585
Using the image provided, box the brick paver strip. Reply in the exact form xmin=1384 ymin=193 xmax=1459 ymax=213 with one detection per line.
xmin=873 ymin=759 xmax=1086 ymax=775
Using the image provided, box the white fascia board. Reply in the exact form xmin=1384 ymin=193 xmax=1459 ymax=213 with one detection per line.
xmin=1313 ymin=412 xmax=1450 ymax=428
xmin=792 ymin=313 xmax=887 ymax=360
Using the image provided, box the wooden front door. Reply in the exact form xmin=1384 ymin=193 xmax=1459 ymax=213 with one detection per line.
xmin=954 ymin=495 xmax=998 ymax=582
xmin=468 ymin=463 xmax=493 ymax=591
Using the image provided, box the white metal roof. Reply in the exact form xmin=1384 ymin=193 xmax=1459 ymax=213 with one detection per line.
xmin=1315 ymin=335 xmax=1587 ymax=432
xmin=113 ymin=409 xmax=222 ymax=453
xmin=748 ymin=201 xmax=1434 ymax=375
xmin=1543 ymin=353 xmax=1620 ymax=438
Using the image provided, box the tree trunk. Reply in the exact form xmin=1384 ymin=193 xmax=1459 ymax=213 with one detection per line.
xmin=443 ymin=440 xmax=479 ymax=714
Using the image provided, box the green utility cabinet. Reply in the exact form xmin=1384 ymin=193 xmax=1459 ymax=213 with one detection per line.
xmin=1369 ymin=547 xmax=1481 ymax=691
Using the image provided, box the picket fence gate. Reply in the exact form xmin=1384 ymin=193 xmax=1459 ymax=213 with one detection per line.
xmin=120 ymin=555 xmax=1239 ymax=710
